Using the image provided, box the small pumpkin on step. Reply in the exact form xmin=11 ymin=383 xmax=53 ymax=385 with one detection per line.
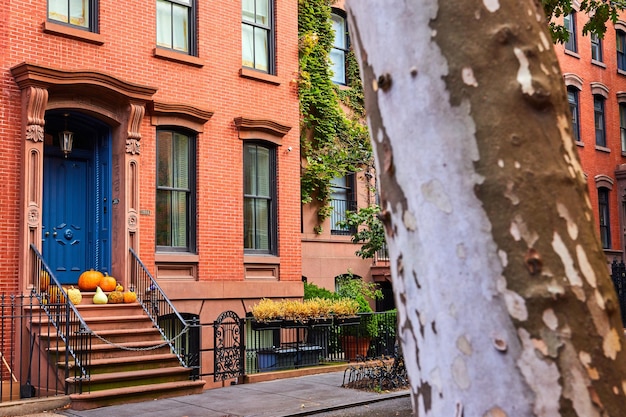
xmin=123 ymin=289 xmax=137 ymax=303
xmin=107 ymin=290 xmax=124 ymax=304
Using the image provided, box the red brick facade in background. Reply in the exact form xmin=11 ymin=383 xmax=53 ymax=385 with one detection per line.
xmin=554 ymin=11 xmax=626 ymax=262
xmin=1 ymin=1 xmax=301 ymax=385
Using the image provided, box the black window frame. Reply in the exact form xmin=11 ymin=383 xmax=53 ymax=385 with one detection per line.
xmin=568 ymin=87 xmax=581 ymax=142
xmin=243 ymin=142 xmax=277 ymax=255
xmin=330 ymin=9 xmax=349 ymax=85
xmin=619 ymin=103 xmax=626 ymax=153
xmin=242 ymin=0 xmax=275 ymax=74
xmin=330 ymin=173 xmax=356 ymax=236
xmin=47 ymin=0 xmax=98 ymax=32
xmin=594 ymin=95 xmax=606 ymax=147
xmin=156 ymin=0 xmax=197 ymax=56
xmin=564 ymin=12 xmax=577 ymax=53
xmin=156 ymin=128 xmax=197 ymax=253
xmin=618 ymin=30 xmax=626 ymax=71
xmin=598 ymin=187 xmax=611 ymax=249
xmin=591 ymin=33 xmax=602 ymax=62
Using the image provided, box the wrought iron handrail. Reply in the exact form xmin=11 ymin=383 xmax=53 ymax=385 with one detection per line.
xmin=129 ymin=248 xmax=191 ymax=368
xmin=29 ymin=244 xmax=92 ymax=393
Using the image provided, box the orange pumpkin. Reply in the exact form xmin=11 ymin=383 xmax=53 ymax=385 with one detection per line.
xmin=39 ymin=270 xmax=50 ymax=292
xmin=78 ymin=269 xmax=104 ymax=291
xmin=123 ymin=290 xmax=137 ymax=303
xmin=49 ymin=286 xmax=66 ymax=304
xmin=99 ymin=273 xmax=117 ymax=292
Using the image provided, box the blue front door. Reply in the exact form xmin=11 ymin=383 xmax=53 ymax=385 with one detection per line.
xmin=42 ymin=113 xmax=111 ymax=285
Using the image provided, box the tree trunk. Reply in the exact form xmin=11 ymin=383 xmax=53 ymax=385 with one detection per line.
xmin=345 ymin=1 xmax=626 ymax=416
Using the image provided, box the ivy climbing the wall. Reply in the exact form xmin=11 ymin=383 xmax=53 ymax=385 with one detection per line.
xmin=298 ymin=0 xmax=372 ymax=233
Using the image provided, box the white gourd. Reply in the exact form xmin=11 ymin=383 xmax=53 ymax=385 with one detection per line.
xmin=93 ymin=286 xmax=108 ymax=304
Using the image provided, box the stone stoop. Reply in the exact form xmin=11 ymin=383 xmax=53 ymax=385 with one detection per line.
xmin=33 ymin=299 xmax=205 ymax=411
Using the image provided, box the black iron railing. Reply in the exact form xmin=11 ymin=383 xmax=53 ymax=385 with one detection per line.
xmin=330 ymin=198 xmax=357 ymax=235
xmin=244 ymin=311 xmax=397 ymax=374
xmin=129 ymin=248 xmax=194 ymax=371
xmin=30 ymin=244 xmax=91 ymax=395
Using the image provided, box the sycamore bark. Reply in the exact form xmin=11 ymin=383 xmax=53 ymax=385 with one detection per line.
xmin=345 ymin=1 xmax=626 ymax=415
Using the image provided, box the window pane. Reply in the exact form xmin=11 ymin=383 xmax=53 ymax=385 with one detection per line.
xmin=242 ymin=24 xmax=255 ymax=68
xmin=242 ymin=0 xmax=255 ymax=22
xmin=244 ymin=145 xmax=256 ymax=195
xmin=254 ymin=28 xmax=269 ymax=72
xmin=244 ymin=198 xmax=255 ymax=249
xmin=49 ymin=0 xmax=69 ymax=22
xmin=157 ymin=131 xmax=173 ymax=187
xmin=255 ymin=199 xmax=269 ymax=250
xmin=174 ymin=133 xmax=189 ymax=189
xmin=330 ymin=49 xmax=346 ymax=84
xmin=256 ymin=147 xmax=270 ymax=197
xmin=172 ymin=3 xmax=189 ymax=52
xmin=157 ymin=0 xmax=173 ymax=48
xmin=256 ymin=0 xmax=269 ymax=25
xmin=332 ymin=14 xmax=345 ymax=49
xmin=171 ymin=190 xmax=187 ymax=247
xmin=68 ymin=0 xmax=88 ymax=27
xmin=156 ymin=190 xmax=172 ymax=246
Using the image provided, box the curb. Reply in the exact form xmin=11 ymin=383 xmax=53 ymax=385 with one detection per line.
xmin=280 ymin=391 xmax=410 ymax=417
xmin=0 ymin=396 xmax=70 ymax=417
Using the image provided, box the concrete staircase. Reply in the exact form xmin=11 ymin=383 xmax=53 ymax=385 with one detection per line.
xmin=35 ymin=296 xmax=205 ymax=410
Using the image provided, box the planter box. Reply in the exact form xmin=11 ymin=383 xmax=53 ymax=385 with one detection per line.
xmin=251 ymin=320 xmax=283 ymax=330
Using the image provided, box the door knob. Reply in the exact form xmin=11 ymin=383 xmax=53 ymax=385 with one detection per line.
xmin=52 ymin=232 xmax=57 ymax=237
xmin=44 ymin=232 xmax=49 ymax=237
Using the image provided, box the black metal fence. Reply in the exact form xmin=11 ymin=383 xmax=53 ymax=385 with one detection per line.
xmin=244 ymin=311 xmax=397 ymax=374
xmin=611 ymin=259 xmax=626 ymax=327
xmin=0 ymin=292 xmax=71 ymax=403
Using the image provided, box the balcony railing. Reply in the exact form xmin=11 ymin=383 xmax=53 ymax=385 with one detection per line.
xmin=330 ymin=198 xmax=357 ymax=235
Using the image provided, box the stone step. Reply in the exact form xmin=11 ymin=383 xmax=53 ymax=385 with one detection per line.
xmin=42 ymin=327 xmax=162 ymax=345
xmin=58 ymin=353 xmax=182 ymax=375
xmin=49 ymin=339 xmax=172 ymax=360
xmin=68 ymin=379 xmax=206 ymax=410
xmin=66 ymin=366 xmax=193 ymax=393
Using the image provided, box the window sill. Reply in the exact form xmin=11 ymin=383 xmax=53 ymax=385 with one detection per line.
xmin=244 ymin=254 xmax=280 ymax=264
xmin=155 ymin=252 xmax=199 ymax=263
xmin=576 ymin=140 xmax=584 ymax=147
xmin=153 ymin=48 xmax=204 ymax=68
xmin=591 ymin=59 xmax=606 ymax=69
xmin=564 ymin=49 xmax=580 ymax=59
xmin=43 ymin=21 xmax=104 ymax=45
xmin=618 ymin=68 xmax=626 ymax=77
xmin=240 ymin=68 xmax=281 ymax=85
xmin=595 ymin=145 xmax=611 ymax=153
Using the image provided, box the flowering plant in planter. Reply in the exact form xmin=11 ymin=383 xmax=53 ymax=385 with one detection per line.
xmin=250 ymin=297 xmax=360 ymax=324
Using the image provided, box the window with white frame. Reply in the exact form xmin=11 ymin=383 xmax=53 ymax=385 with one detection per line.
xmin=156 ymin=0 xmax=195 ymax=54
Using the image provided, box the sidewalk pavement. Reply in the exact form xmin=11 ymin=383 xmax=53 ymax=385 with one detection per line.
xmin=11 ymin=371 xmax=410 ymax=417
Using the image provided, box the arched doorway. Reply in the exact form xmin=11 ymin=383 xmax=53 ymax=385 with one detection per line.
xmin=42 ymin=111 xmax=111 ymax=284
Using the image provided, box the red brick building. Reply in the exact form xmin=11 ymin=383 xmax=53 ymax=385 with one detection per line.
xmin=1 ymin=0 xmax=301 ymax=389
xmin=554 ymin=10 xmax=626 ymax=262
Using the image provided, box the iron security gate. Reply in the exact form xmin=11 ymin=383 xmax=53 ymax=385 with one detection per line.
xmin=212 ymin=310 xmax=245 ymax=382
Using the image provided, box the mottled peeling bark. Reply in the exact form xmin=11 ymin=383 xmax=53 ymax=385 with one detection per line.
xmin=345 ymin=0 xmax=626 ymax=416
